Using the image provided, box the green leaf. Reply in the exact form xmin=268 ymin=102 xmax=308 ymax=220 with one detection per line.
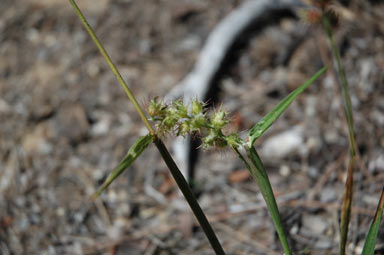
xmin=233 ymin=146 xmax=291 ymax=255
xmin=362 ymin=188 xmax=384 ymax=255
xmin=91 ymin=134 xmax=154 ymax=199
xmin=248 ymin=66 xmax=327 ymax=147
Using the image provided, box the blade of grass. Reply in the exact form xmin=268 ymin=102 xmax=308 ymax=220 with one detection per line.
xmin=321 ymin=15 xmax=357 ymax=255
xmin=68 ymin=1 xmax=225 ymax=253
xmin=233 ymin=146 xmax=291 ymax=255
xmin=246 ymin=146 xmax=291 ymax=255
xmin=91 ymin=134 xmax=154 ymax=199
xmin=362 ymin=187 xmax=384 ymax=255
xmin=248 ymin=66 xmax=327 ymax=147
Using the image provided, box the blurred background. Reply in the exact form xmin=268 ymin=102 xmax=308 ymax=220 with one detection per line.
xmin=0 ymin=0 xmax=383 ymax=254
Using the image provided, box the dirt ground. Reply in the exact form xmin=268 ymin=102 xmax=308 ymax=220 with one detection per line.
xmin=1 ymin=0 xmax=384 ymax=254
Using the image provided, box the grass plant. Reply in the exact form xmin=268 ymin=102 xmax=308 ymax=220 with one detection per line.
xmin=68 ymin=0 xmax=383 ymax=254
xmin=305 ymin=1 xmax=383 ymax=254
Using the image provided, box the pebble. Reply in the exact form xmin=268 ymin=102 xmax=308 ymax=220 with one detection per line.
xmin=302 ymin=214 xmax=327 ymax=235
xmin=90 ymin=113 xmax=111 ymax=136
xmin=314 ymin=239 xmax=333 ymax=250
xmin=177 ymin=35 xmax=201 ymax=51
xmin=279 ymin=165 xmax=291 ymax=177
xmin=368 ymin=153 xmax=384 ymax=173
xmin=308 ymin=166 xmax=319 ymax=179
xmin=260 ymin=126 xmax=304 ymax=160
xmin=319 ymin=187 xmax=337 ymax=203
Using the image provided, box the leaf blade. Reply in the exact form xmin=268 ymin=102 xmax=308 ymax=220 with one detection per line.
xmin=248 ymin=66 xmax=327 ymax=147
xmin=91 ymin=134 xmax=154 ymax=199
xmin=234 ymin=146 xmax=291 ymax=255
xmin=362 ymin=187 xmax=384 ymax=255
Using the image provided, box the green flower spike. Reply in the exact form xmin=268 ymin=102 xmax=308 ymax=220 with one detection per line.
xmin=190 ymin=113 xmax=206 ymax=132
xmin=202 ymin=129 xmax=218 ymax=149
xmin=191 ymin=99 xmax=204 ymax=116
xmin=211 ymin=109 xmax=228 ymax=129
xmin=173 ymin=100 xmax=189 ymax=118
xmin=177 ymin=119 xmax=192 ymax=136
xmin=160 ymin=115 xmax=178 ymax=133
xmin=225 ymin=133 xmax=244 ymax=149
xmin=148 ymin=97 xmax=166 ymax=119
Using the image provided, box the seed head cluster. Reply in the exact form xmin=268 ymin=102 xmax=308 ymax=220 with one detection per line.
xmin=299 ymin=0 xmax=337 ymax=25
xmin=147 ymin=98 xmax=244 ymax=149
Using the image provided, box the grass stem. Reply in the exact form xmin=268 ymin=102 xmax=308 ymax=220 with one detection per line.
xmin=154 ymin=138 xmax=225 ymax=255
xmin=321 ymin=15 xmax=356 ymax=156
xmin=321 ymin=14 xmax=356 ymax=255
xmin=68 ymin=0 xmax=154 ymax=134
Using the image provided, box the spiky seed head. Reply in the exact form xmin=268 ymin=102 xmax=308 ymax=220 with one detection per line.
xmin=177 ymin=120 xmax=191 ymax=136
xmin=299 ymin=8 xmax=322 ymax=24
xmin=190 ymin=113 xmax=206 ymax=132
xmin=173 ymin=100 xmax=188 ymax=118
xmin=214 ymin=136 xmax=228 ymax=148
xmin=191 ymin=99 xmax=204 ymax=116
xmin=148 ymin=97 xmax=166 ymax=118
xmin=148 ymin=97 xmax=246 ymax=150
xmin=211 ymin=109 xmax=228 ymax=129
xmin=225 ymin=134 xmax=244 ymax=148
xmin=161 ymin=115 xmax=178 ymax=131
xmin=202 ymin=130 xmax=218 ymax=149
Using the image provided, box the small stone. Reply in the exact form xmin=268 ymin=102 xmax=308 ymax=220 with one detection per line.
xmin=178 ymin=35 xmax=201 ymax=51
xmin=107 ymin=190 xmax=118 ymax=204
xmin=107 ymin=223 xmax=124 ymax=241
xmin=92 ymin=168 xmax=105 ymax=182
xmin=290 ymin=224 xmax=299 ymax=235
xmin=306 ymin=136 xmax=321 ymax=152
xmin=319 ymin=187 xmax=337 ymax=203
xmin=90 ymin=113 xmax=111 ymax=136
xmin=260 ymin=126 xmax=304 ymax=160
xmin=308 ymin=166 xmax=319 ymax=179
xmin=302 ymin=214 xmax=327 ymax=235
xmin=368 ymin=153 xmax=384 ymax=173
xmin=56 ymin=207 xmax=65 ymax=217
xmin=314 ymin=239 xmax=332 ymax=249
xmin=116 ymin=203 xmax=131 ymax=216
xmin=279 ymin=165 xmax=291 ymax=177
xmin=324 ymin=129 xmax=339 ymax=144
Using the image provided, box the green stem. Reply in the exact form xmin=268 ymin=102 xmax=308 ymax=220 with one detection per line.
xmin=68 ymin=0 xmax=153 ymax=133
xmin=154 ymin=138 xmax=225 ymax=255
xmin=68 ymin=1 xmax=225 ymax=254
xmin=233 ymin=146 xmax=291 ymax=255
xmin=321 ymin=15 xmax=356 ymax=157
xmin=340 ymin=157 xmax=354 ymax=255
xmin=321 ymin=14 xmax=356 ymax=255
